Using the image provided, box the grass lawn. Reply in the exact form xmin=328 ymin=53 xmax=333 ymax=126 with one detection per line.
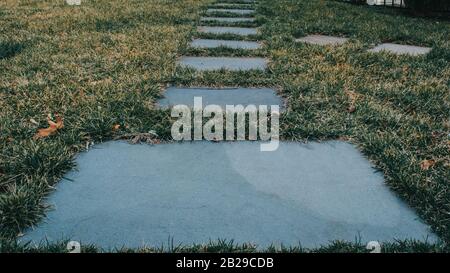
xmin=0 ymin=0 xmax=449 ymax=252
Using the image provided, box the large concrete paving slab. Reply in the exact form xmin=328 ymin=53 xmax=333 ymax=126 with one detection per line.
xmin=158 ymin=87 xmax=282 ymax=109
xmin=296 ymin=35 xmax=349 ymax=46
xmin=200 ymin=17 xmax=255 ymax=23
xmin=178 ymin=56 xmax=267 ymax=71
xmin=190 ymin=39 xmax=261 ymax=49
xmin=198 ymin=26 xmax=258 ymax=36
xmin=368 ymin=43 xmax=431 ymax=56
xmin=207 ymin=8 xmax=255 ymax=15
xmin=23 ymin=141 xmax=436 ymax=249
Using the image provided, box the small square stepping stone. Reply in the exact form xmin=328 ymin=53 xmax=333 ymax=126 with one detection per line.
xmin=158 ymin=87 xmax=282 ymax=109
xmin=198 ymin=26 xmax=258 ymax=36
xmin=23 ymin=141 xmax=436 ymax=249
xmin=207 ymin=8 xmax=255 ymax=15
xmin=190 ymin=39 xmax=261 ymax=49
xmin=368 ymin=43 xmax=431 ymax=56
xmin=296 ymin=34 xmax=349 ymax=46
xmin=178 ymin=56 xmax=267 ymax=71
xmin=200 ymin=17 xmax=255 ymax=23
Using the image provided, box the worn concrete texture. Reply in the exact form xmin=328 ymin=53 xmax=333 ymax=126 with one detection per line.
xmin=178 ymin=56 xmax=268 ymax=71
xmin=296 ymin=35 xmax=349 ymax=46
xmin=368 ymin=43 xmax=432 ymax=56
xmin=198 ymin=26 xmax=258 ymax=36
xmin=23 ymin=141 xmax=436 ymax=249
xmin=158 ymin=87 xmax=283 ymax=109
xmin=190 ymin=39 xmax=261 ymax=49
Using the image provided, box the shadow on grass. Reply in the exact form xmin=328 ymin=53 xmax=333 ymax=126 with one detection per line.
xmin=0 ymin=42 xmax=25 ymax=60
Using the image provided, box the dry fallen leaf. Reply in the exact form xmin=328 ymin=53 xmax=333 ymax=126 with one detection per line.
xmin=345 ymin=90 xmax=358 ymax=102
xmin=112 ymin=124 xmax=121 ymax=131
xmin=345 ymin=90 xmax=358 ymax=113
xmin=33 ymin=114 xmax=64 ymax=139
xmin=420 ymin=159 xmax=436 ymax=171
xmin=347 ymin=105 xmax=356 ymax=113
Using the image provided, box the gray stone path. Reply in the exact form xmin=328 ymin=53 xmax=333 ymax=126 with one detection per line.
xmin=158 ymin=87 xmax=282 ymax=109
xmin=190 ymin=39 xmax=261 ymax=49
xmin=207 ymin=8 xmax=255 ymax=15
xmin=23 ymin=0 xmax=438 ymax=249
xmin=368 ymin=43 xmax=431 ymax=56
xmin=296 ymin=34 xmax=349 ymax=46
xmin=179 ymin=56 xmax=267 ymax=71
xmin=198 ymin=26 xmax=258 ymax=36
xmin=200 ymin=17 xmax=255 ymax=22
xmin=23 ymin=141 xmax=436 ymax=249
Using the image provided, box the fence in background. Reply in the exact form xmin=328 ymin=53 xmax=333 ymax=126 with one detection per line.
xmin=341 ymin=0 xmax=450 ymax=13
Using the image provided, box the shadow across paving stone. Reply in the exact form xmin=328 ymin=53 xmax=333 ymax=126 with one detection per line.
xmin=23 ymin=141 xmax=436 ymax=249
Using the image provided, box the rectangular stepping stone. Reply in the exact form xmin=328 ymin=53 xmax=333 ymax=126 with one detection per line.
xmin=178 ymin=56 xmax=267 ymax=71
xmin=207 ymin=8 xmax=255 ymax=15
xmin=368 ymin=43 xmax=431 ymax=56
xmin=158 ymin=87 xmax=282 ymax=109
xmin=296 ymin=35 xmax=348 ymax=46
xmin=200 ymin=17 xmax=255 ymax=23
xmin=190 ymin=39 xmax=261 ymax=49
xmin=198 ymin=26 xmax=258 ymax=36
xmin=23 ymin=141 xmax=436 ymax=249
xmin=212 ymin=4 xmax=254 ymax=9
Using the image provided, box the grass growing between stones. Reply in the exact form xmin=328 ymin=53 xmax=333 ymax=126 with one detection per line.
xmin=0 ymin=0 xmax=449 ymax=252
xmin=0 ymin=238 xmax=446 ymax=253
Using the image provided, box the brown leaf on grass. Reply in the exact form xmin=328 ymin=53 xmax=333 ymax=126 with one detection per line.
xmin=347 ymin=105 xmax=356 ymax=113
xmin=420 ymin=159 xmax=436 ymax=171
xmin=345 ymin=90 xmax=358 ymax=102
xmin=112 ymin=124 xmax=121 ymax=131
xmin=33 ymin=114 xmax=64 ymax=139
xmin=345 ymin=90 xmax=358 ymax=113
